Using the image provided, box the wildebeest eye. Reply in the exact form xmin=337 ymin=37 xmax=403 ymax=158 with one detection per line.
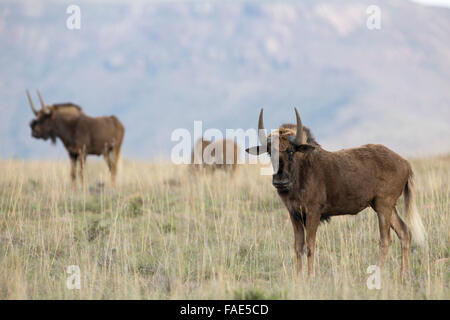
xmin=30 ymin=120 xmax=37 ymax=128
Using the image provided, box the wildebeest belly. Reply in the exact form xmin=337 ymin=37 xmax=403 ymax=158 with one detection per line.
xmin=323 ymin=168 xmax=376 ymax=215
xmin=76 ymin=116 xmax=122 ymax=155
xmin=87 ymin=139 xmax=116 ymax=155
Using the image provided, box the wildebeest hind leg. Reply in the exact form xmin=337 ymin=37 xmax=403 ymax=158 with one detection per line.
xmin=390 ymin=208 xmax=411 ymax=277
xmin=104 ymin=150 xmax=118 ymax=186
xmin=373 ymin=199 xmax=393 ymax=269
xmin=69 ymin=154 xmax=77 ymax=189
xmin=78 ymin=152 xmax=86 ymax=188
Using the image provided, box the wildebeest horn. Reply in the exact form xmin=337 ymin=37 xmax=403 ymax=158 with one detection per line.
xmin=26 ymin=90 xmax=38 ymax=115
xmin=258 ymin=108 xmax=267 ymax=145
xmin=292 ymin=107 xmax=305 ymax=145
xmin=37 ymin=90 xmax=45 ymax=108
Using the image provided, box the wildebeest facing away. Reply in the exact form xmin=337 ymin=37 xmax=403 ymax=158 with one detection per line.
xmin=191 ymin=138 xmax=240 ymax=175
xmin=27 ymin=90 xmax=125 ymax=188
xmin=246 ymin=108 xmax=426 ymax=277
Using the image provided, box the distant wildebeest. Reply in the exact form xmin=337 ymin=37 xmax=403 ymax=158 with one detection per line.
xmin=246 ymin=108 xmax=426 ymax=277
xmin=27 ymin=90 xmax=125 ymax=188
xmin=191 ymin=138 xmax=240 ymax=175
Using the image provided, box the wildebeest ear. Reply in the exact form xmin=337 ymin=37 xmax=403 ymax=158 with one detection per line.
xmin=245 ymin=146 xmax=267 ymax=155
xmin=295 ymin=144 xmax=315 ymax=153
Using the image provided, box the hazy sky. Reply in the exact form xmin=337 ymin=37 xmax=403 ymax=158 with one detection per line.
xmin=411 ymin=0 xmax=450 ymax=7
xmin=1 ymin=0 xmax=449 ymax=159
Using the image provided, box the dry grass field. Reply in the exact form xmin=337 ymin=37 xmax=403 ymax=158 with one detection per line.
xmin=0 ymin=156 xmax=448 ymax=299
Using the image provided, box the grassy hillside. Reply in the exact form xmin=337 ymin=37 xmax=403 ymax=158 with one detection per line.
xmin=0 ymin=156 xmax=448 ymax=299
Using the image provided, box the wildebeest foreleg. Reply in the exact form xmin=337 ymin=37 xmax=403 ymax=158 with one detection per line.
xmin=289 ymin=214 xmax=305 ymax=277
xmin=305 ymin=210 xmax=321 ymax=276
xmin=390 ymin=208 xmax=411 ymax=277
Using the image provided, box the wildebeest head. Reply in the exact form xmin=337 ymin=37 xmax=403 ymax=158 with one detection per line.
xmin=246 ymin=108 xmax=315 ymax=194
xmin=27 ymin=90 xmax=57 ymax=143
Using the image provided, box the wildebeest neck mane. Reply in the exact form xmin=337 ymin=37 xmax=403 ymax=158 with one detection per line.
xmin=280 ymin=123 xmax=319 ymax=146
xmin=53 ymin=103 xmax=82 ymax=111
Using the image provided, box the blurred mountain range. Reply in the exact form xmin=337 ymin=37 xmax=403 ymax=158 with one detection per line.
xmin=0 ymin=0 xmax=449 ymax=159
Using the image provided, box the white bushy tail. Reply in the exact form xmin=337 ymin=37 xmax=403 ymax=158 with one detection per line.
xmin=404 ymin=173 xmax=426 ymax=246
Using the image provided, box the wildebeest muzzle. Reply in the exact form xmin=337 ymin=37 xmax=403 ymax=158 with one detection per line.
xmin=272 ymin=178 xmax=291 ymax=194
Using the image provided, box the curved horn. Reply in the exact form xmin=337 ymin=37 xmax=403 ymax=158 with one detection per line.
xmin=26 ymin=90 xmax=38 ymax=115
xmin=37 ymin=90 xmax=45 ymax=108
xmin=258 ymin=108 xmax=267 ymax=145
xmin=293 ymin=107 xmax=305 ymax=145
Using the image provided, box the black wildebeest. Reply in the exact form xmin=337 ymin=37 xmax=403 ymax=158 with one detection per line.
xmin=191 ymin=138 xmax=240 ymax=175
xmin=246 ymin=108 xmax=426 ymax=277
xmin=27 ymin=90 xmax=125 ymax=188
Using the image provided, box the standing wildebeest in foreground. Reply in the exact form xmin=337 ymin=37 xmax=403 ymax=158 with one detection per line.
xmin=246 ymin=108 xmax=426 ymax=277
xmin=27 ymin=90 xmax=125 ymax=188
xmin=191 ymin=138 xmax=240 ymax=175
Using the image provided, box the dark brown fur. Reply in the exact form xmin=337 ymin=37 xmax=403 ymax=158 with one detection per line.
xmin=29 ymin=101 xmax=124 ymax=188
xmin=246 ymin=109 xmax=425 ymax=278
